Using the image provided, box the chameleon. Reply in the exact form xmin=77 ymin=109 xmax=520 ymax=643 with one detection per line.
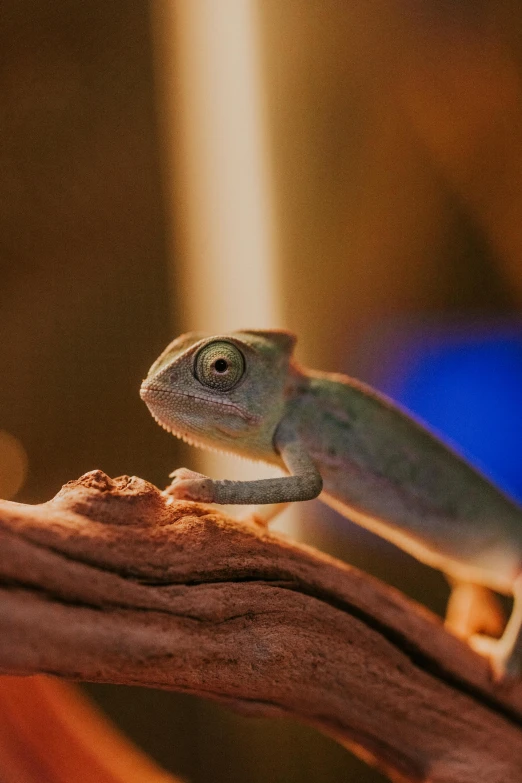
xmin=140 ymin=328 xmax=522 ymax=678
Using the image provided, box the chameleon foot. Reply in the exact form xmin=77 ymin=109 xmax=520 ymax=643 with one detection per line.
xmin=469 ymin=634 xmax=520 ymax=680
xmin=164 ymin=467 xmax=215 ymax=503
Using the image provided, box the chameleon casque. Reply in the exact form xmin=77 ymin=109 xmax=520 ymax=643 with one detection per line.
xmin=140 ymin=328 xmax=522 ymax=678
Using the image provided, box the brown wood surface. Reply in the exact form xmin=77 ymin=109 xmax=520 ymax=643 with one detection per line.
xmin=1 ymin=471 xmax=522 ymax=783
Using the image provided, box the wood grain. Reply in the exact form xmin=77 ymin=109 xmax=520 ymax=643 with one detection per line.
xmin=1 ymin=470 xmax=522 ymax=783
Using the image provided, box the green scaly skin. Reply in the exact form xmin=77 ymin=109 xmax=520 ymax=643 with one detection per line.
xmin=141 ymin=328 xmax=522 ymax=678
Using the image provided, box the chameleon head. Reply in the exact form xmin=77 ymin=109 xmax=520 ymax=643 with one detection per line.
xmin=140 ymin=329 xmax=298 ymax=460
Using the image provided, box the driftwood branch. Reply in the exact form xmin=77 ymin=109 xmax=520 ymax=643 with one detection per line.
xmin=1 ymin=471 xmax=522 ymax=783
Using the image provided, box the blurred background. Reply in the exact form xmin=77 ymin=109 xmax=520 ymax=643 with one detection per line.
xmin=1 ymin=0 xmax=522 ymax=781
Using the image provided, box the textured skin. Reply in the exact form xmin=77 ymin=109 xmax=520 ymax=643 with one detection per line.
xmin=141 ymin=329 xmax=522 ymax=676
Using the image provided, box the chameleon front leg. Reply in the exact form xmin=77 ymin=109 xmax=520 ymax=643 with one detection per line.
xmin=165 ymin=437 xmax=323 ymax=507
xmin=166 ymin=469 xmax=290 ymax=525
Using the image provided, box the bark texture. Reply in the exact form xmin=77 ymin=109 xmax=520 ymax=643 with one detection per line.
xmin=1 ymin=470 xmax=522 ymax=783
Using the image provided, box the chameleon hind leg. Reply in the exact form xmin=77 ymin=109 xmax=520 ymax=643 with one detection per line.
xmin=445 ymin=579 xmax=505 ymax=640
xmin=469 ymin=574 xmax=522 ymax=679
xmin=246 ymin=502 xmax=290 ymax=527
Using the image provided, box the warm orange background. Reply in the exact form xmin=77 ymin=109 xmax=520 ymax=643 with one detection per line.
xmin=1 ymin=2 xmax=522 ymax=782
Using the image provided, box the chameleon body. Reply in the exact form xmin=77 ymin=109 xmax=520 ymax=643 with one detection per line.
xmin=140 ymin=329 xmax=522 ymax=677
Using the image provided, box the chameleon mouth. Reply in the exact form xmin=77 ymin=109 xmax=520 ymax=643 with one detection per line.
xmin=141 ymin=381 xmax=279 ymax=468
xmin=140 ymin=382 xmax=261 ymax=424
xmin=141 ymin=388 xmax=250 ymax=454
xmin=140 ymin=382 xmax=198 ymax=446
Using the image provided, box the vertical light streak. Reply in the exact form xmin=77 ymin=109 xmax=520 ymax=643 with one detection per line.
xmin=151 ymin=0 xmax=296 ymax=532
xmin=156 ymin=0 xmax=280 ymax=330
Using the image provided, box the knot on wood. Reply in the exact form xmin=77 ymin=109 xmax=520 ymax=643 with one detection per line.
xmin=50 ymin=470 xmax=180 ymax=527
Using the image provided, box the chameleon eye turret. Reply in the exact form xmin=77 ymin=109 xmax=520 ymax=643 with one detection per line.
xmin=194 ymin=341 xmax=245 ymax=391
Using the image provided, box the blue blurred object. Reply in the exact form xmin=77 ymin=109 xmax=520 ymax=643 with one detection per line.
xmin=377 ymin=325 xmax=522 ymax=504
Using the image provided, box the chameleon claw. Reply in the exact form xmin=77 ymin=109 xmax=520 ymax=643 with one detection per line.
xmin=165 ymin=468 xmax=215 ymax=503
xmin=468 ymin=633 xmax=520 ymax=681
xmin=169 ymin=467 xmax=208 ymax=482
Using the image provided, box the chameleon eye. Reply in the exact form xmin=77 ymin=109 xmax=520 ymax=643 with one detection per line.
xmin=194 ymin=341 xmax=245 ymax=391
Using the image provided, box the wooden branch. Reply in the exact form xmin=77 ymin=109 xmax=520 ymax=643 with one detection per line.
xmin=1 ymin=471 xmax=522 ymax=783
